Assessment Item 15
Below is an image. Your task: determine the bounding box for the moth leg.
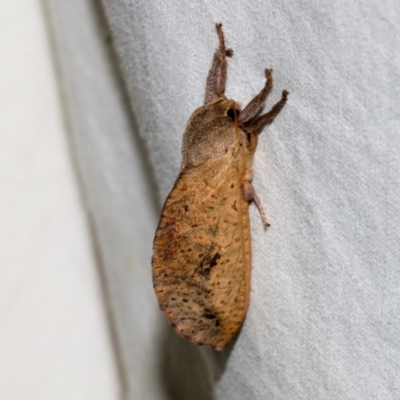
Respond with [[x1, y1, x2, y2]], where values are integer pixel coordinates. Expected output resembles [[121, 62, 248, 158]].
[[204, 23, 233, 104], [242, 169, 270, 229], [245, 90, 289, 133], [238, 69, 273, 124]]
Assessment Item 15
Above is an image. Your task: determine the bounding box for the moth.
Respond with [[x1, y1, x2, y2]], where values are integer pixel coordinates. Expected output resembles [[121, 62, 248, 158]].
[[152, 23, 288, 350]]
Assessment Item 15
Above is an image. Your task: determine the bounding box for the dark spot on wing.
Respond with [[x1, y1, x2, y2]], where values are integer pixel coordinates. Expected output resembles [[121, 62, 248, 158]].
[[210, 253, 220, 268], [197, 252, 221, 278], [203, 307, 222, 328]]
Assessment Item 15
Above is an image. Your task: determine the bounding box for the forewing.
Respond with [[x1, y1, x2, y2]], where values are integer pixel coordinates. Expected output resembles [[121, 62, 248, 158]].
[[152, 155, 251, 350]]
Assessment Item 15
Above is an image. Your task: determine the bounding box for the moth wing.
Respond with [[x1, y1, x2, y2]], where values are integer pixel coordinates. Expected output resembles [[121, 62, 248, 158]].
[[152, 155, 251, 350]]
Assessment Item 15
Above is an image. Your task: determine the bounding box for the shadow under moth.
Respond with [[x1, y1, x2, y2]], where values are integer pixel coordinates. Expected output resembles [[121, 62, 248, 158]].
[[152, 23, 288, 350]]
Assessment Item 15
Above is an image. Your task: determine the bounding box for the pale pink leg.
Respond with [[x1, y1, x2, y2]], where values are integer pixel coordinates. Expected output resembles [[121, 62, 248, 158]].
[[242, 169, 270, 229]]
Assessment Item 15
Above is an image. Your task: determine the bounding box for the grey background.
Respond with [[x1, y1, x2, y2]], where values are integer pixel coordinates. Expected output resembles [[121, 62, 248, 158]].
[[46, 0, 400, 399]]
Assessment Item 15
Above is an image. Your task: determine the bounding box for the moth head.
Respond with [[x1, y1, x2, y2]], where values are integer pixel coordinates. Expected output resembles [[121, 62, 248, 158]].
[[219, 99, 258, 153], [181, 98, 241, 167], [201, 97, 240, 125]]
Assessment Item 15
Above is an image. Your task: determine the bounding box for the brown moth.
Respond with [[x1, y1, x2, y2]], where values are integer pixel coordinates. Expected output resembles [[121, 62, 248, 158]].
[[152, 23, 288, 350]]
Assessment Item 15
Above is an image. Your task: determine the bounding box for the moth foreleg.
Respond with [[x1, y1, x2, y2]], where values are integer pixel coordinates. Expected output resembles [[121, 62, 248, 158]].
[[245, 90, 289, 134], [204, 23, 233, 104], [238, 68, 273, 124]]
